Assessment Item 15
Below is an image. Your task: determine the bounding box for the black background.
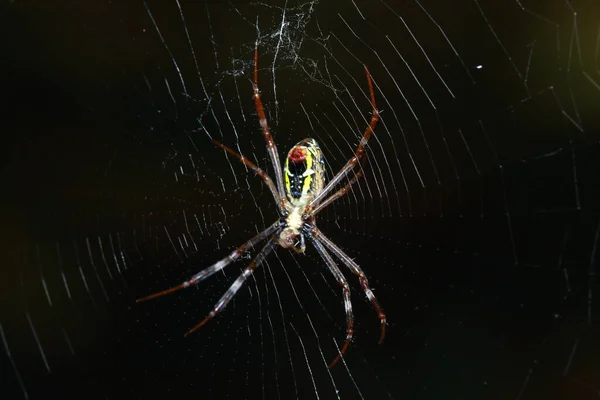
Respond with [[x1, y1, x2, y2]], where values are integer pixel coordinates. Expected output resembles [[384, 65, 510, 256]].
[[1, 0, 599, 399]]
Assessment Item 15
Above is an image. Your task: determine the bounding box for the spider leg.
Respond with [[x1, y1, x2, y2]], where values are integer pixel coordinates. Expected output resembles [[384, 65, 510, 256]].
[[136, 221, 281, 303], [253, 42, 286, 199], [310, 152, 368, 216], [309, 168, 363, 217], [309, 66, 379, 208], [213, 140, 286, 212], [312, 227, 386, 344], [185, 237, 277, 336], [310, 237, 354, 368]]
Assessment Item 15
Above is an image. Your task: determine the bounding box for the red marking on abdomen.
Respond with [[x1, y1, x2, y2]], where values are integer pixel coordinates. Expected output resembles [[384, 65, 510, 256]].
[[289, 147, 307, 163]]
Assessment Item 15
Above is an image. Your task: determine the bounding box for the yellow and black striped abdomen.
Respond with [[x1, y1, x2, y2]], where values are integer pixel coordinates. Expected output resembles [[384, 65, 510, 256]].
[[284, 139, 325, 206]]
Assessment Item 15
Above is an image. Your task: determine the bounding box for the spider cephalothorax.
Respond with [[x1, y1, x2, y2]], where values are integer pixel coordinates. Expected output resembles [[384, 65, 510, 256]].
[[138, 42, 385, 368]]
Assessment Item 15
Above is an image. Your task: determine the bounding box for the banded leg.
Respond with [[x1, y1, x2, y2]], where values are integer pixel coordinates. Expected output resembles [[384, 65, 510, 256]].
[[309, 66, 379, 207], [136, 221, 280, 303], [213, 140, 286, 213], [311, 237, 354, 368], [313, 228, 386, 344], [185, 238, 277, 336], [253, 42, 286, 199], [309, 168, 363, 217]]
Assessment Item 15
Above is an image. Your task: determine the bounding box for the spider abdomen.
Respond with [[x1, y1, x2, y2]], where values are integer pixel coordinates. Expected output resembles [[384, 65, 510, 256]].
[[284, 138, 325, 206]]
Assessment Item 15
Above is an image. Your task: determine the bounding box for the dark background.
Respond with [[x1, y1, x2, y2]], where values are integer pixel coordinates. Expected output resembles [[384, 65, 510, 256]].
[[1, 0, 599, 399]]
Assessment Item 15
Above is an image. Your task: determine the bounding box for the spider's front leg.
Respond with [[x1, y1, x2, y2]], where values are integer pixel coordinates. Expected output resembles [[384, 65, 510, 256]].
[[306, 224, 386, 367], [185, 238, 277, 336], [314, 228, 386, 345], [136, 221, 280, 303], [310, 234, 355, 368]]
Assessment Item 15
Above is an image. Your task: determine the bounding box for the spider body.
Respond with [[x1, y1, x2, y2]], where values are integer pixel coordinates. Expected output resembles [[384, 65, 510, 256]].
[[138, 43, 385, 368], [279, 138, 324, 253], [284, 138, 325, 206]]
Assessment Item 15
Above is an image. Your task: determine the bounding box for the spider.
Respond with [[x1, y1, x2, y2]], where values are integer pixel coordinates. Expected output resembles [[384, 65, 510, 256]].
[[137, 42, 386, 368]]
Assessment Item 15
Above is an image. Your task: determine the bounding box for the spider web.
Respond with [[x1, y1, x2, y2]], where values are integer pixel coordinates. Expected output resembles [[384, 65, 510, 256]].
[[1, 0, 600, 398]]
